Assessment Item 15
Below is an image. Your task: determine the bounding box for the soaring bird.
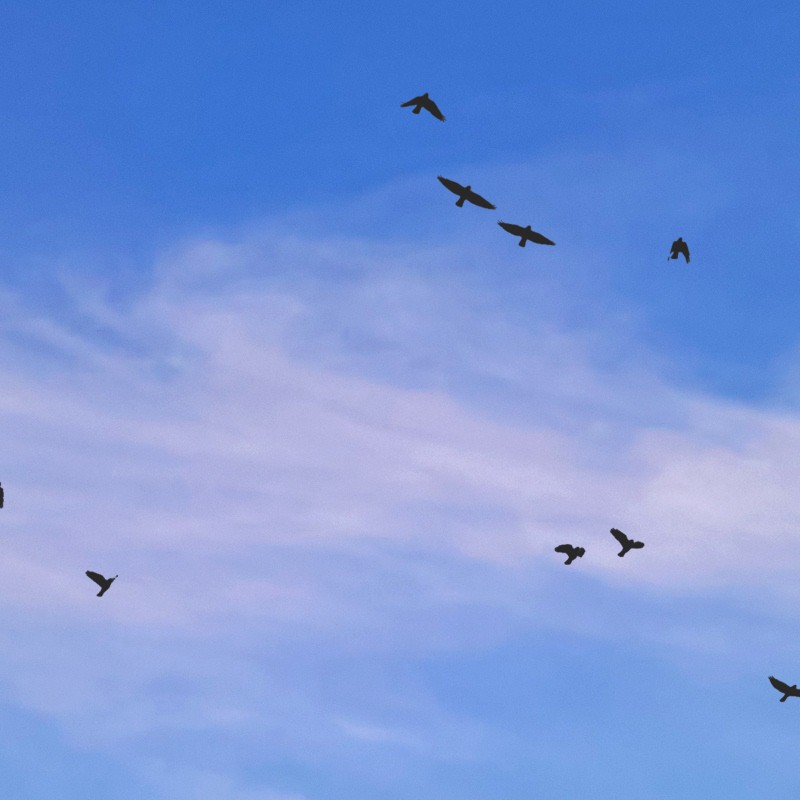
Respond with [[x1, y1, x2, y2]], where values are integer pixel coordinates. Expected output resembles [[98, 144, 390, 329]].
[[769, 676, 800, 702], [610, 528, 645, 557], [86, 571, 117, 597], [669, 237, 690, 263], [554, 544, 585, 565], [437, 176, 496, 209], [498, 221, 555, 248], [400, 92, 445, 121]]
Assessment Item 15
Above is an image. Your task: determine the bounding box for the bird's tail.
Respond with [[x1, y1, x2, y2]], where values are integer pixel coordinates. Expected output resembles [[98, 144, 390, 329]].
[[412, 106, 421, 114], [518, 238, 526, 248], [781, 695, 789, 702], [456, 197, 466, 207]]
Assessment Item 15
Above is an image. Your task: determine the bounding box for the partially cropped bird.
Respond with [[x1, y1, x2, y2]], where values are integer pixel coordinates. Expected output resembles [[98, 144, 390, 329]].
[[498, 221, 555, 248], [400, 92, 445, 121], [86, 571, 117, 597], [554, 544, 585, 565], [610, 528, 645, 557], [769, 676, 800, 702], [669, 237, 690, 263], [437, 176, 496, 209]]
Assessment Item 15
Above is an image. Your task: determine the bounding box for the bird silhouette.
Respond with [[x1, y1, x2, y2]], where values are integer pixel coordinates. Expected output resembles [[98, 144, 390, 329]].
[[0, 482, 4, 508], [86, 571, 117, 597], [769, 676, 800, 702], [400, 92, 445, 121], [498, 221, 555, 248], [554, 544, 585, 565], [610, 528, 645, 557], [669, 237, 690, 263], [437, 176, 496, 209]]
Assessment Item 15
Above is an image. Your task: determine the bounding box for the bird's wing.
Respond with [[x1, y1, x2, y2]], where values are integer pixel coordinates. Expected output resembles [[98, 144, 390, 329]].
[[554, 544, 574, 554], [770, 676, 792, 694], [527, 230, 556, 246], [680, 241, 690, 259], [400, 95, 423, 107], [85, 570, 106, 587], [423, 97, 445, 120], [466, 189, 496, 209], [498, 221, 526, 236], [437, 176, 464, 196], [610, 528, 629, 546]]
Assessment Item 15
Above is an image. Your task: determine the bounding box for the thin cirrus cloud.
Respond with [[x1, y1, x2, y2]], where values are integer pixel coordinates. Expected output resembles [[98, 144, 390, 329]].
[[1, 206, 800, 793]]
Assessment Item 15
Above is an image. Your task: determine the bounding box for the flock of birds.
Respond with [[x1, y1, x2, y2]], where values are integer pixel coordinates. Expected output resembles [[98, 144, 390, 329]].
[[401, 92, 691, 261], [0, 92, 782, 706], [404, 90, 794, 704]]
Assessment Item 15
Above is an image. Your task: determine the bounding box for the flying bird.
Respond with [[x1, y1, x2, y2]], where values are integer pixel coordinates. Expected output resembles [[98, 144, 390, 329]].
[[554, 544, 585, 565], [498, 221, 555, 248], [769, 676, 800, 702], [669, 237, 690, 263], [86, 571, 117, 597], [400, 92, 445, 121], [610, 528, 645, 557], [437, 176, 496, 209]]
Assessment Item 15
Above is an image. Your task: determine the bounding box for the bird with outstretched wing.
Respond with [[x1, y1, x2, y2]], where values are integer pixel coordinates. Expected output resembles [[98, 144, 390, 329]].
[[400, 92, 445, 121], [437, 176, 496, 209], [610, 528, 645, 557], [769, 676, 800, 702], [498, 221, 555, 248], [554, 544, 585, 565], [86, 570, 118, 597]]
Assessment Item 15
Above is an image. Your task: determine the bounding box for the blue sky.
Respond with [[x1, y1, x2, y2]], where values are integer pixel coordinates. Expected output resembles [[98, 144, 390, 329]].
[[2, 2, 800, 798]]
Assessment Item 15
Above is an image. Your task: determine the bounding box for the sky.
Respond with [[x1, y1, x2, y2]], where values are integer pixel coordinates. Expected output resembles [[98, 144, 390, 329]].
[[2, 1, 800, 797]]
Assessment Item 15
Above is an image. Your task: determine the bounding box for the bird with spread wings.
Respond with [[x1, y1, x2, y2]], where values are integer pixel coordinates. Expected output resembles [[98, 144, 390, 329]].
[[437, 176, 496, 209], [86, 571, 118, 597], [610, 528, 645, 557], [498, 221, 555, 248], [400, 92, 445, 121], [554, 544, 585, 565], [769, 676, 800, 702]]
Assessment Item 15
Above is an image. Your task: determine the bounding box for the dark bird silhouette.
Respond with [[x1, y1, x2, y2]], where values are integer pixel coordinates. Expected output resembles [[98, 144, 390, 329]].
[[669, 237, 690, 263], [437, 176, 496, 209], [769, 676, 800, 702], [610, 528, 645, 557], [86, 571, 117, 597], [400, 92, 445, 121], [554, 544, 585, 565], [498, 221, 555, 248], [0, 482, 4, 508]]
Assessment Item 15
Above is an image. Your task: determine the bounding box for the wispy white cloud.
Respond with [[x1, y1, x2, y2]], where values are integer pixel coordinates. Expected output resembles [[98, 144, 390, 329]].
[[1, 196, 800, 792]]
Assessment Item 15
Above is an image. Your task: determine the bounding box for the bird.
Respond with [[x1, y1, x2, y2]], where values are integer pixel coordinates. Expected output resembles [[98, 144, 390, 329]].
[[86, 571, 117, 597], [554, 544, 585, 565], [769, 676, 800, 702], [610, 528, 645, 557], [498, 221, 555, 248], [400, 92, 445, 121], [437, 176, 496, 209], [669, 237, 690, 263]]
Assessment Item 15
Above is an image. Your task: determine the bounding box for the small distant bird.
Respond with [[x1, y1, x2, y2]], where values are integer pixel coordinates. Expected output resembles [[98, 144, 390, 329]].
[[85, 571, 117, 597], [554, 544, 585, 565], [437, 176, 496, 209], [610, 528, 645, 557], [498, 221, 555, 248], [400, 92, 445, 121], [0, 481, 4, 508], [769, 676, 800, 702], [669, 237, 690, 263]]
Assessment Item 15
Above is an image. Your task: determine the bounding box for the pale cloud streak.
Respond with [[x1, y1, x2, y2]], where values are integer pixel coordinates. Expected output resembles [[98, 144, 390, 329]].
[[0, 213, 799, 792]]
